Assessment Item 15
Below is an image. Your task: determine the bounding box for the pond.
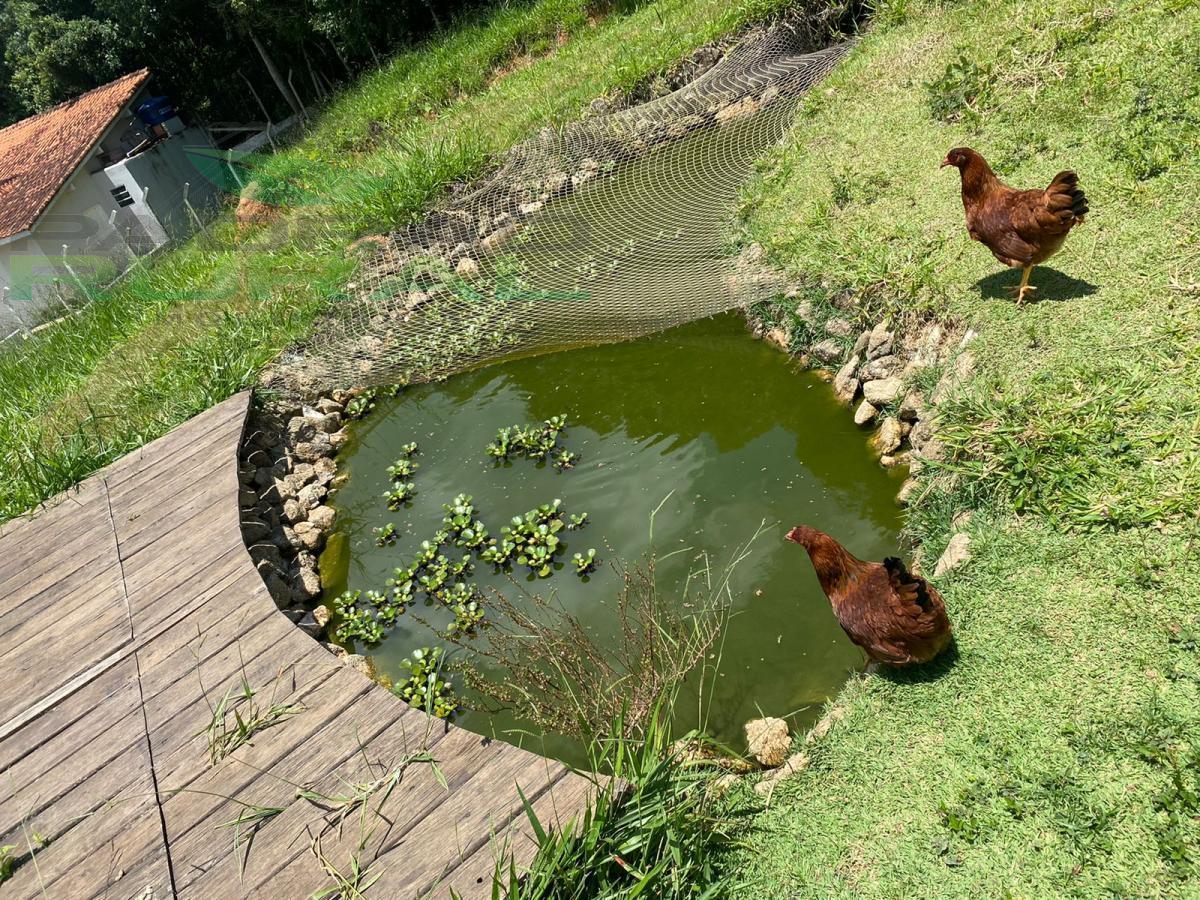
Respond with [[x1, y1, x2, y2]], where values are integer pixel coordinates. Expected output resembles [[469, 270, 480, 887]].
[[322, 311, 904, 763]]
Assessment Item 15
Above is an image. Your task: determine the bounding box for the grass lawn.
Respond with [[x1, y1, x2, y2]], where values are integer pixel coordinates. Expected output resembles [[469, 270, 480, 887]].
[[0, 0, 799, 523], [725, 0, 1200, 895]]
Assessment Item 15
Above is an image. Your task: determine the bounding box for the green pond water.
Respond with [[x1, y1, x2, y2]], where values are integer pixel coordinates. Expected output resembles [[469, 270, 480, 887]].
[[324, 312, 904, 761]]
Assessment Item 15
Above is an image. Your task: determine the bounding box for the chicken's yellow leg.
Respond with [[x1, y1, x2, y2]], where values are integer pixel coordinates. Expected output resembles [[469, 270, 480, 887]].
[[1011, 265, 1036, 304]]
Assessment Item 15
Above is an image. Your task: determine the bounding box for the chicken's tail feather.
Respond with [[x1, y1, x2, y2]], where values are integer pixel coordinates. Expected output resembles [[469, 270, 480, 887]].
[[1047, 170, 1089, 223]]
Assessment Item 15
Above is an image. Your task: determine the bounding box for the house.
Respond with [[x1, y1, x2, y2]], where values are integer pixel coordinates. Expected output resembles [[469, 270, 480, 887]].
[[0, 69, 224, 334]]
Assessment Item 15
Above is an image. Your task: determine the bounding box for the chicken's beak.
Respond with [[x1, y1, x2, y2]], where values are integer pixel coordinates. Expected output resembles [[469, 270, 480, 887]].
[[785, 526, 804, 544], [939, 156, 952, 169]]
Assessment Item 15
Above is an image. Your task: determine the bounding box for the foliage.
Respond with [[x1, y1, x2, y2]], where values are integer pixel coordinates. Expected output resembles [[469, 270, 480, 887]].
[[391, 646, 459, 718], [457, 548, 738, 741], [571, 548, 599, 575], [486, 414, 576, 469], [491, 704, 740, 897], [0, 0, 469, 127], [373, 522, 398, 545], [197, 665, 304, 765], [924, 53, 994, 127]]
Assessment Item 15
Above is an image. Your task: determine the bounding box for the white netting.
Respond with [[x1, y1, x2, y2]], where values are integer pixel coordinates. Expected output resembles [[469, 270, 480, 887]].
[[276, 25, 849, 392]]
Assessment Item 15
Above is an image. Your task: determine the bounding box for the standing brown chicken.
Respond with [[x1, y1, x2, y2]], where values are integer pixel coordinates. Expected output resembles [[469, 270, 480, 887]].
[[786, 525, 952, 666], [942, 147, 1089, 303]]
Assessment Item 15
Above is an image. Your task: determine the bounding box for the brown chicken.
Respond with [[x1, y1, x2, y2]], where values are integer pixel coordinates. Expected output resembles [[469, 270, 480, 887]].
[[786, 525, 952, 666], [942, 147, 1089, 303]]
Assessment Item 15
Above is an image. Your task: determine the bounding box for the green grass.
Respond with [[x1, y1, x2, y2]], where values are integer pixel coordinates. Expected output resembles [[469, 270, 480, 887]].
[[0, 0, 799, 523], [727, 0, 1200, 895]]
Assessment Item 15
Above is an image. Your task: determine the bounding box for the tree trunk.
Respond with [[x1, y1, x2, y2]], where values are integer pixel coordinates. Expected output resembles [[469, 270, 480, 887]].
[[249, 28, 304, 120]]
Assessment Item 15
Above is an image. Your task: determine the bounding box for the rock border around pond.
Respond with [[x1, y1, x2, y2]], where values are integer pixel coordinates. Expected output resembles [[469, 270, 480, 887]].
[[749, 289, 977, 578], [237, 390, 360, 650]]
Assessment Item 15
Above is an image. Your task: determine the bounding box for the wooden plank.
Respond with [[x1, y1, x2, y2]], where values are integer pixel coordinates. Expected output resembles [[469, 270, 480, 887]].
[[0, 661, 134, 771], [0, 668, 142, 843], [101, 392, 249, 491], [0, 476, 108, 565], [430, 769, 596, 899], [0, 560, 126, 669], [355, 744, 571, 897], [124, 545, 259, 642], [186, 707, 468, 898], [112, 462, 241, 561], [0, 787, 171, 900], [0, 480, 113, 618]]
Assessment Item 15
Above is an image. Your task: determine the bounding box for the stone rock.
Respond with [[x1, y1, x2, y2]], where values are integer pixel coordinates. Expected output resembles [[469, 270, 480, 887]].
[[296, 564, 324, 600], [261, 571, 294, 608], [908, 418, 934, 451], [795, 300, 818, 325], [281, 607, 304, 624], [825, 317, 853, 339], [312, 412, 341, 434], [873, 417, 904, 455], [455, 257, 480, 277], [862, 377, 903, 406], [880, 450, 909, 469], [708, 772, 741, 800], [873, 417, 902, 453], [316, 397, 344, 415], [287, 417, 317, 444], [297, 607, 327, 639], [308, 505, 337, 530], [899, 391, 925, 422], [852, 330, 871, 357], [810, 339, 844, 365], [293, 433, 333, 462], [253, 466, 275, 489], [282, 496, 305, 522], [321, 641, 347, 660], [716, 96, 760, 124], [518, 200, 544, 215], [241, 518, 270, 542], [280, 525, 302, 551], [764, 326, 790, 351], [251, 543, 285, 572], [896, 478, 918, 506], [854, 399, 878, 426], [860, 354, 903, 381], [296, 483, 326, 511], [238, 488, 258, 508], [342, 654, 374, 678], [744, 717, 790, 768], [312, 604, 332, 629], [833, 354, 861, 404], [292, 521, 325, 552], [481, 223, 521, 252], [933, 533, 971, 577], [867, 323, 894, 359]]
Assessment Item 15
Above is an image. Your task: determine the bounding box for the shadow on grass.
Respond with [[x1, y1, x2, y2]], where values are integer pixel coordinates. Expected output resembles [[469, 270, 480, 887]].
[[975, 267, 1098, 302], [875, 637, 961, 685]]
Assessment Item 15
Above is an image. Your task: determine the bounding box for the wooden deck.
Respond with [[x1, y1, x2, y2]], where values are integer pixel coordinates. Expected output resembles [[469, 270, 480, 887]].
[[0, 392, 594, 898]]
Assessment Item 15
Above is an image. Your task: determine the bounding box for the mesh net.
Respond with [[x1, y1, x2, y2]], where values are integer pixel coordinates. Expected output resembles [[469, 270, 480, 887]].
[[276, 26, 849, 392]]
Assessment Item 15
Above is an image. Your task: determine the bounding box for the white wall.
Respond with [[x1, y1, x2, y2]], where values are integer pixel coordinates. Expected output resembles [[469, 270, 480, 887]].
[[0, 127, 224, 335]]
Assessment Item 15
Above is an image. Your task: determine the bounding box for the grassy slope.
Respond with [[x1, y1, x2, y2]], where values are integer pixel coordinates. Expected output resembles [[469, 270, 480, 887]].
[[0, 0, 794, 522], [728, 0, 1200, 895]]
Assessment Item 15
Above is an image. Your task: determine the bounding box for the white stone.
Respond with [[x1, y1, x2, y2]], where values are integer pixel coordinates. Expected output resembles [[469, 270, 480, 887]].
[[933, 532, 972, 577], [744, 717, 790, 768]]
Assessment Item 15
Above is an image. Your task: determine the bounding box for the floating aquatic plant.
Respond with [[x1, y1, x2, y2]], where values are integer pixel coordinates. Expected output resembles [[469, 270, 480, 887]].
[[572, 549, 599, 576], [485, 415, 575, 467], [373, 523, 398, 546], [392, 647, 458, 719], [383, 482, 416, 509], [386, 458, 419, 480], [332, 590, 385, 644]]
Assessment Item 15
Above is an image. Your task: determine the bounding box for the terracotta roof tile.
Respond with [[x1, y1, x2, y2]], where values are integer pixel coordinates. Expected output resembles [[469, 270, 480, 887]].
[[0, 69, 151, 241]]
